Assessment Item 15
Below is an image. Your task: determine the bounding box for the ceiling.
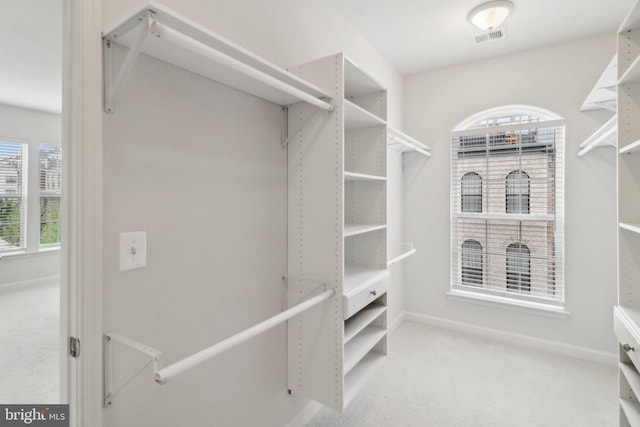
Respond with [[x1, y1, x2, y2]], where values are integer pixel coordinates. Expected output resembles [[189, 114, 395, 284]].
[[325, 0, 634, 75], [0, 0, 634, 113], [0, 0, 62, 113]]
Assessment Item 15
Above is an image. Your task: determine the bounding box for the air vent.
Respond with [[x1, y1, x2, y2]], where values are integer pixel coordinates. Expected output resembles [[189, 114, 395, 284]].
[[472, 27, 506, 45]]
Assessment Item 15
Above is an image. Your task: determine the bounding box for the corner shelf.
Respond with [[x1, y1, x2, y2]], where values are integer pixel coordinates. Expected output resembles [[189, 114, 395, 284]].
[[581, 56, 617, 112], [102, 1, 332, 113]]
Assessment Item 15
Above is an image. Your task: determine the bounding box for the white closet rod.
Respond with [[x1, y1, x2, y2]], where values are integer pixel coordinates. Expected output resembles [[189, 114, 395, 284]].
[[389, 135, 430, 156], [154, 288, 335, 384]]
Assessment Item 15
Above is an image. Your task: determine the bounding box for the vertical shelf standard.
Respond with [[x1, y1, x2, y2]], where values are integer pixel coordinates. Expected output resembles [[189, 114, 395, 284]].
[[287, 53, 389, 411], [615, 2, 640, 425]]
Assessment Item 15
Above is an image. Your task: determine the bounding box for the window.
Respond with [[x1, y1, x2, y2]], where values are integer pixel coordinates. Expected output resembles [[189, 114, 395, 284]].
[[506, 243, 531, 292], [461, 172, 482, 213], [506, 170, 530, 214], [451, 105, 564, 306], [40, 145, 62, 246], [461, 240, 483, 286], [0, 141, 27, 252], [0, 140, 61, 255]]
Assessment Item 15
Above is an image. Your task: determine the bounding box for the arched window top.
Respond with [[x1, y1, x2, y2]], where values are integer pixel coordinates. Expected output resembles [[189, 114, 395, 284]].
[[463, 239, 483, 250], [506, 170, 529, 181], [453, 105, 563, 131], [507, 242, 530, 254]]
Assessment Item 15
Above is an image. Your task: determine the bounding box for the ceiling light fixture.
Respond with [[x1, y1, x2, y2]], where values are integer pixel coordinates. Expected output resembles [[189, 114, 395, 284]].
[[468, 0, 513, 32]]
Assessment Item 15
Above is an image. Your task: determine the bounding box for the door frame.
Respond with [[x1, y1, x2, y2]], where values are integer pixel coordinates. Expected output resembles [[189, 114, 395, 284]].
[[62, 0, 103, 425]]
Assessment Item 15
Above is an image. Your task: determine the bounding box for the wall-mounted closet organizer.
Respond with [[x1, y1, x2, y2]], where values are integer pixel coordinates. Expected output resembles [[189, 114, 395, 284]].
[[102, 1, 332, 113], [386, 126, 430, 266], [102, 1, 427, 414], [578, 55, 617, 156], [614, 1, 640, 425], [286, 53, 390, 411], [101, 1, 342, 408]]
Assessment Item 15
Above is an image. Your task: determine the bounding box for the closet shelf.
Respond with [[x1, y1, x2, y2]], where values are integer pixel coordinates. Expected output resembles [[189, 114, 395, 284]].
[[344, 224, 386, 237], [621, 398, 640, 425], [344, 171, 387, 181], [344, 305, 386, 344], [580, 56, 617, 112], [387, 126, 431, 156], [102, 1, 332, 113], [619, 54, 640, 85], [620, 139, 640, 154], [344, 351, 386, 407], [621, 223, 640, 235], [578, 115, 617, 156], [620, 3, 640, 33], [344, 57, 385, 97], [344, 100, 386, 129], [621, 362, 640, 400], [343, 327, 386, 375]]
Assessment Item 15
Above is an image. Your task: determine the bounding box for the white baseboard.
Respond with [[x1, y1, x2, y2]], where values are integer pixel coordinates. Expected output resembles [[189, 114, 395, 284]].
[[404, 311, 617, 367], [388, 312, 406, 338], [285, 401, 323, 427], [0, 275, 59, 292]]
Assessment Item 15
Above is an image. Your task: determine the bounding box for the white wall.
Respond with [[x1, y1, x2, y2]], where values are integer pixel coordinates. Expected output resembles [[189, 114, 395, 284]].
[[0, 104, 60, 288], [101, 1, 403, 426], [403, 33, 618, 358]]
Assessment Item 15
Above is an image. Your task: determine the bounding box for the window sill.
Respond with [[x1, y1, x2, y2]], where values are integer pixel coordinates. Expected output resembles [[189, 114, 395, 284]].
[[446, 289, 570, 318], [0, 247, 60, 261]]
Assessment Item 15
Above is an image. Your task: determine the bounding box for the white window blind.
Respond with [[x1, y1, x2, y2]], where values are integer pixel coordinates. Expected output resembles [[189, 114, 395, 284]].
[[40, 145, 62, 246], [0, 141, 27, 252], [451, 114, 565, 305]]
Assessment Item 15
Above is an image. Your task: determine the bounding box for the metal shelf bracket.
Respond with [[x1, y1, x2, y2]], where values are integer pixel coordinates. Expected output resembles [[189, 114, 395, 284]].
[[104, 11, 156, 113], [104, 332, 163, 407]]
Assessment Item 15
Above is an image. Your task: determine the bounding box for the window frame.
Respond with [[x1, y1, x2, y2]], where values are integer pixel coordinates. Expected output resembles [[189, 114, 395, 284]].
[[0, 137, 61, 256], [450, 105, 565, 308]]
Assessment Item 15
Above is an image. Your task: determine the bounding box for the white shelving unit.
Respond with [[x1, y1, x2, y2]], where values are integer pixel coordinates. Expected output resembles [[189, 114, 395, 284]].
[[615, 2, 640, 425], [287, 53, 389, 411], [102, 1, 332, 113]]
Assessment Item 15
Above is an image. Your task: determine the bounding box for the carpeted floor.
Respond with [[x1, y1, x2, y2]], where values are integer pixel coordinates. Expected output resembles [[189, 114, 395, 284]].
[[308, 321, 617, 427], [0, 281, 60, 403]]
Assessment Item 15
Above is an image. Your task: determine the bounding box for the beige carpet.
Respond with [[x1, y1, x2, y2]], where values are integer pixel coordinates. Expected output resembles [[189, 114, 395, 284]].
[[308, 321, 617, 427], [0, 281, 60, 403]]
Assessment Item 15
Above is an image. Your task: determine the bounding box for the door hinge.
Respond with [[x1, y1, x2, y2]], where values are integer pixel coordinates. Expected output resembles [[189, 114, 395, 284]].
[[70, 336, 81, 358]]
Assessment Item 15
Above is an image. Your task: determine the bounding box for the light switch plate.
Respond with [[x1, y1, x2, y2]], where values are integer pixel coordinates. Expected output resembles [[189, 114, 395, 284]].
[[119, 231, 147, 271]]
